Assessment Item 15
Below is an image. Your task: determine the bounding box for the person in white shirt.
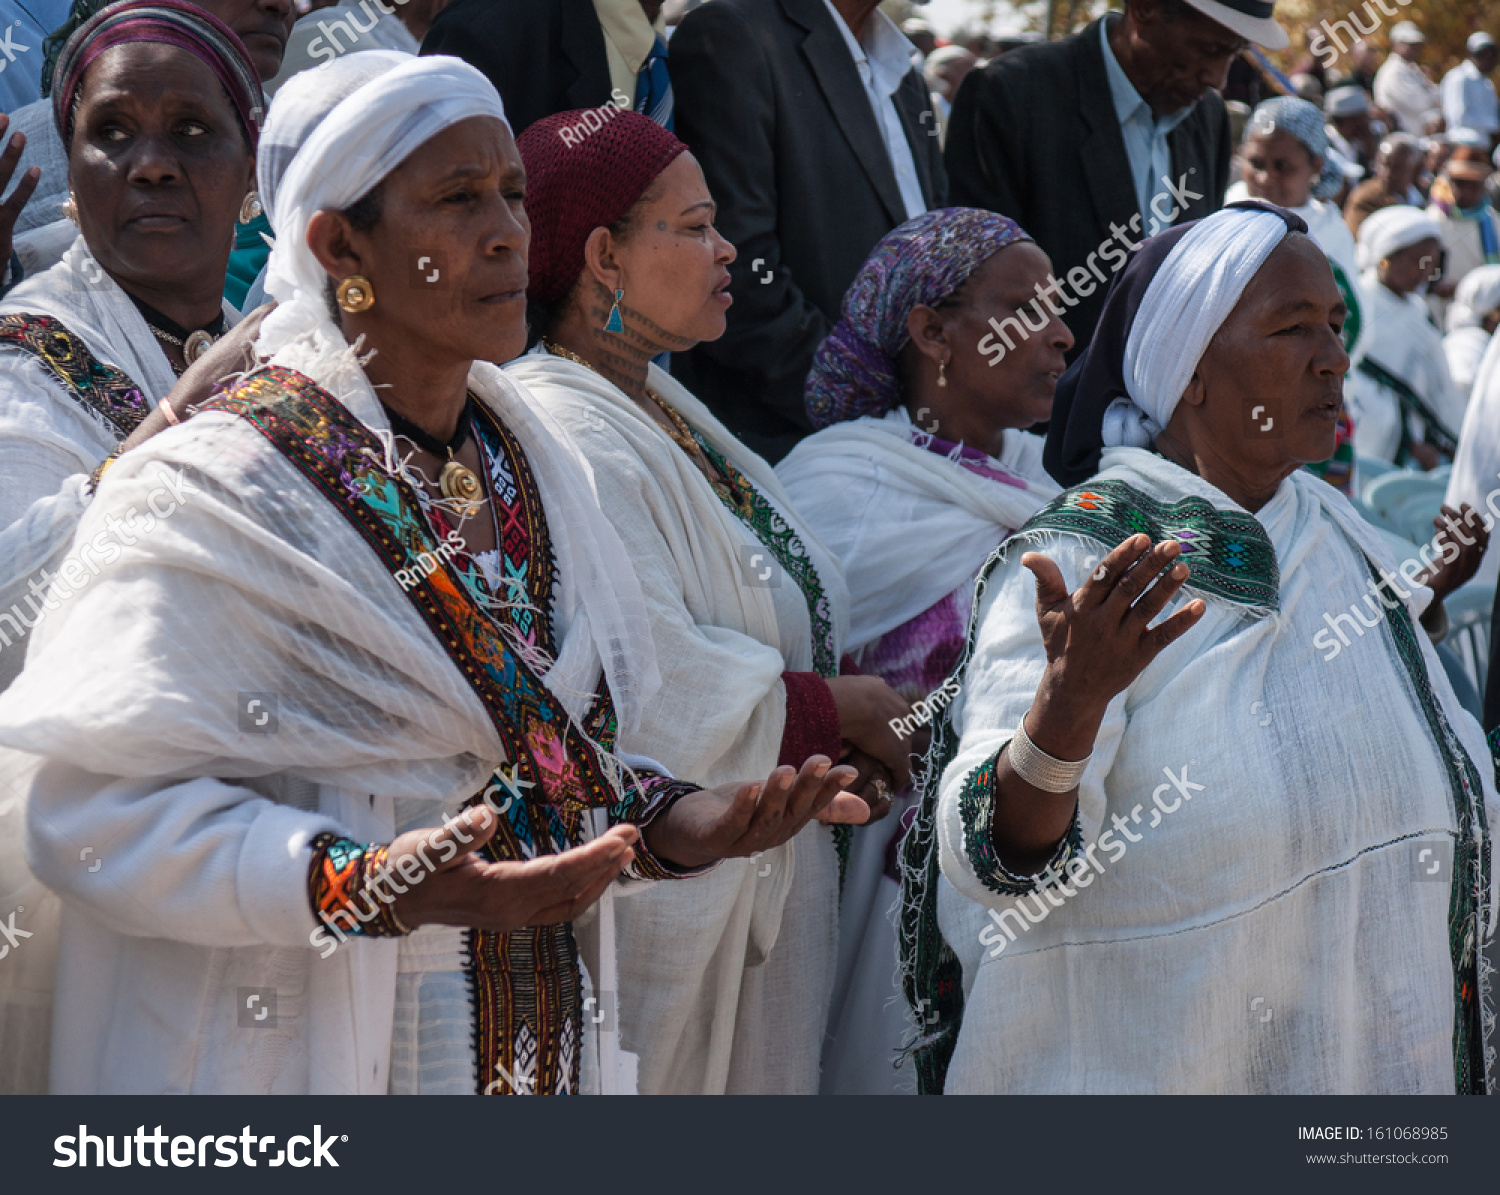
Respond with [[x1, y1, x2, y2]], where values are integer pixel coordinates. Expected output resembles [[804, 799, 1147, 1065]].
[[1442, 32, 1500, 150], [1374, 21, 1440, 135]]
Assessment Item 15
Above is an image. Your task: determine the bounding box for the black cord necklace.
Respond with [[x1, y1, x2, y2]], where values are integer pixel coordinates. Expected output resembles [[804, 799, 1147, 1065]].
[[380, 397, 485, 517], [127, 295, 226, 369]]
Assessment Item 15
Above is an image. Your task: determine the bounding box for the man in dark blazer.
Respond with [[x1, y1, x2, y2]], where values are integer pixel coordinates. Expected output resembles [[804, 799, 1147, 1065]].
[[669, 0, 946, 462], [947, 0, 1288, 356], [421, 0, 621, 136]]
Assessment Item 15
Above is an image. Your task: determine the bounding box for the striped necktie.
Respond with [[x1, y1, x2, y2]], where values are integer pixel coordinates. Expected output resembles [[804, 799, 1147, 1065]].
[[634, 33, 673, 130]]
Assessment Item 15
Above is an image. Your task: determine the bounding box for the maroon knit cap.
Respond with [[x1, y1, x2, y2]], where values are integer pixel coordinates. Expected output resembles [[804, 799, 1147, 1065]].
[[518, 108, 688, 307]]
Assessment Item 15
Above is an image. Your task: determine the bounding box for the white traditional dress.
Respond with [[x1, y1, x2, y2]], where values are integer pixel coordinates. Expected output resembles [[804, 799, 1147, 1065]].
[[777, 407, 1058, 1093], [1346, 272, 1466, 464], [0, 239, 238, 1094], [1447, 331, 1500, 589], [507, 347, 851, 1094], [0, 238, 238, 692], [912, 449, 1495, 1094], [0, 315, 697, 1094]]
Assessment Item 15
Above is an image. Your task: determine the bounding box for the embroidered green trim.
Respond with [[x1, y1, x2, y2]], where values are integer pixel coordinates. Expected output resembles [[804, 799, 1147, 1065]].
[[1016, 480, 1281, 611], [1378, 562, 1491, 1094], [957, 748, 1084, 899]]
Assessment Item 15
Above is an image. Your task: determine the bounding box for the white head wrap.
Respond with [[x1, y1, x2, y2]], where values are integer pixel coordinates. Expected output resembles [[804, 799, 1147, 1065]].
[[256, 52, 511, 354], [1104, 207, 1293, 448], [245, 52, 661, 733], [1356, 204, 1442, 272], [1447, 264, 1500, 331]]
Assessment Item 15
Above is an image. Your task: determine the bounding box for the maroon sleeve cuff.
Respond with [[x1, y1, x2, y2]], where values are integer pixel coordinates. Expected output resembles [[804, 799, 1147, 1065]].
[[779, 671, 842, 768]]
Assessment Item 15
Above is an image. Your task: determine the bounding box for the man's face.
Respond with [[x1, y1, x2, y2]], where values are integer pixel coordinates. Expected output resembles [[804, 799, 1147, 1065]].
[[1475, 46, 1499, 75], [1449, 175, 1487, 209], [198, 0, 294, 81], [1394, 40, 1424, 65], [1133, 1, 1248, 115]]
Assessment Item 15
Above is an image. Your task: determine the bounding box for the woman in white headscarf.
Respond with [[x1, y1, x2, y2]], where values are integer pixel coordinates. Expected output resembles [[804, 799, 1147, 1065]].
[[0, 0, 260, 694], [776, 208, 1069, 1094], [1443, 264, 1500, 402], [900, 202, 1494, 1095], [1346, 204, 1466, 467], [0, 50, 866, 1096], [505, 109, 906, 1095], [1444, 265, 1500, 590]]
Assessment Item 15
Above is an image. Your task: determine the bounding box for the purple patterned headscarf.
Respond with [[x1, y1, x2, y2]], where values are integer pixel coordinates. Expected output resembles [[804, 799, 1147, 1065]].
[[804, 208, 1033, 429]]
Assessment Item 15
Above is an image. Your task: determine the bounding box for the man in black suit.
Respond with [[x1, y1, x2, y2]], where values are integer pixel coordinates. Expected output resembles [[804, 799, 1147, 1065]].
[[669, 0, 946, 462], [423, 0, 665, 136], [947, 0, 1288, 356]]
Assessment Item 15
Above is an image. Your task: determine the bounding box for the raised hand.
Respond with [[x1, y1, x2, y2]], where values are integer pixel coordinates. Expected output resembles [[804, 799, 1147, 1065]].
[[642, 755, 865, 870], [0, 117, 40, 285], [1420, 503, 1488, 603], [1022, 534, 1206, 744], [989, 534, 1206, 871], [389, 804, 640, 931]]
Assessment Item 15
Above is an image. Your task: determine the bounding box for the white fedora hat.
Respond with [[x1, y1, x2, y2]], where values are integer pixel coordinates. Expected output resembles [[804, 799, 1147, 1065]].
[[1181, 0, 1288, 51]]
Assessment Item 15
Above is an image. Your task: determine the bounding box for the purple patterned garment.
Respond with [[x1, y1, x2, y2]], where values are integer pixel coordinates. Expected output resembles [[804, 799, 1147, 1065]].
[[858, 426, 1029, 704], [804, 208, 1033, 428]]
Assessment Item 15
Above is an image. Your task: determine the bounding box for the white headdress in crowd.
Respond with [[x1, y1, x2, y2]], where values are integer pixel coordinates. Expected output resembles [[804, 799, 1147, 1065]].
[[256, 52, 511, 355], [1103, 206, 1293, 449], [249, 52, 660, 731], [1356, 204, 1443, 274]]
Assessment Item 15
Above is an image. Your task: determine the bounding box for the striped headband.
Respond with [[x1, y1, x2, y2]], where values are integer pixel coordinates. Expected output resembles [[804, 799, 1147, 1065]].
[[52, 0, 263, 150]]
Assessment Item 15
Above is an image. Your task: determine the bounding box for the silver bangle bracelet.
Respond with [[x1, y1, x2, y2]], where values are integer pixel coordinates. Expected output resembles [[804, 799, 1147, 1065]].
[[1007, 715, 1090, 793]]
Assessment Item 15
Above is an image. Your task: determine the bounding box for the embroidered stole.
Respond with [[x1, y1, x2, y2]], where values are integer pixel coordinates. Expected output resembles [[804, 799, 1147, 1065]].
[[204, 366, 623, 1095], [0, 313, 154, 439]]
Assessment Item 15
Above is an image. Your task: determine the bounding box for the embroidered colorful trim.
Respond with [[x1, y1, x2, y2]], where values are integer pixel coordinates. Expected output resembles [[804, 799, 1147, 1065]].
[[0, 313, 154, 440], [1017, 480, 1281, 611], [202, 369, 620, 816], [684, 427, 839, 680], [957, 748, 1084, 899], [1378, 562, 1491, 1095], [203, 368, 706, 1097], [306, 831, 409, 939]]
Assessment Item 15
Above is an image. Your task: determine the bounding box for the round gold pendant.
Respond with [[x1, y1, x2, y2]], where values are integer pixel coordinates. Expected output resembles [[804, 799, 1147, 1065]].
[[439, 460, 485, 517], [184, 329, 215, 364]]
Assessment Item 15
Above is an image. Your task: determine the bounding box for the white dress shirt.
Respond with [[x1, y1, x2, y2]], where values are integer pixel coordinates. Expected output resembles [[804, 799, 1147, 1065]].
[[1374, 54, 1442, 134], [1100, 16, 1193, 230], [822, 0, 927, 221], [1441, 59, 1500, 138]]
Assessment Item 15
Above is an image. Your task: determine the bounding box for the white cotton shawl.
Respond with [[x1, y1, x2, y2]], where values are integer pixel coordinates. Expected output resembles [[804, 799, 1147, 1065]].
[[0, 237, 240, 691], [506, 347, 849, 1094], [1347, 272, 1466, 464], [0, 320, 656, 1092], [0, 235, 242, 1093], [776, 408, 1059, 652], [936, 448, 1495, 1093], [1105, 207, 1291, 449], [1447, 329, 1500, 589]]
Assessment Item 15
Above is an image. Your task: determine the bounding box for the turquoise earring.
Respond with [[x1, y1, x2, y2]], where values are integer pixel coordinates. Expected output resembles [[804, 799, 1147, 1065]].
[[604, 288, 624, 333]]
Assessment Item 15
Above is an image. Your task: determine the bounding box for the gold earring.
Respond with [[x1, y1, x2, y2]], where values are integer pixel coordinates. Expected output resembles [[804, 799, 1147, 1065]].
[[337, 275, 375, 313], [239, 191, 262, 225], [937, 357, 948, 388], [63, 193, 79, 224]]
